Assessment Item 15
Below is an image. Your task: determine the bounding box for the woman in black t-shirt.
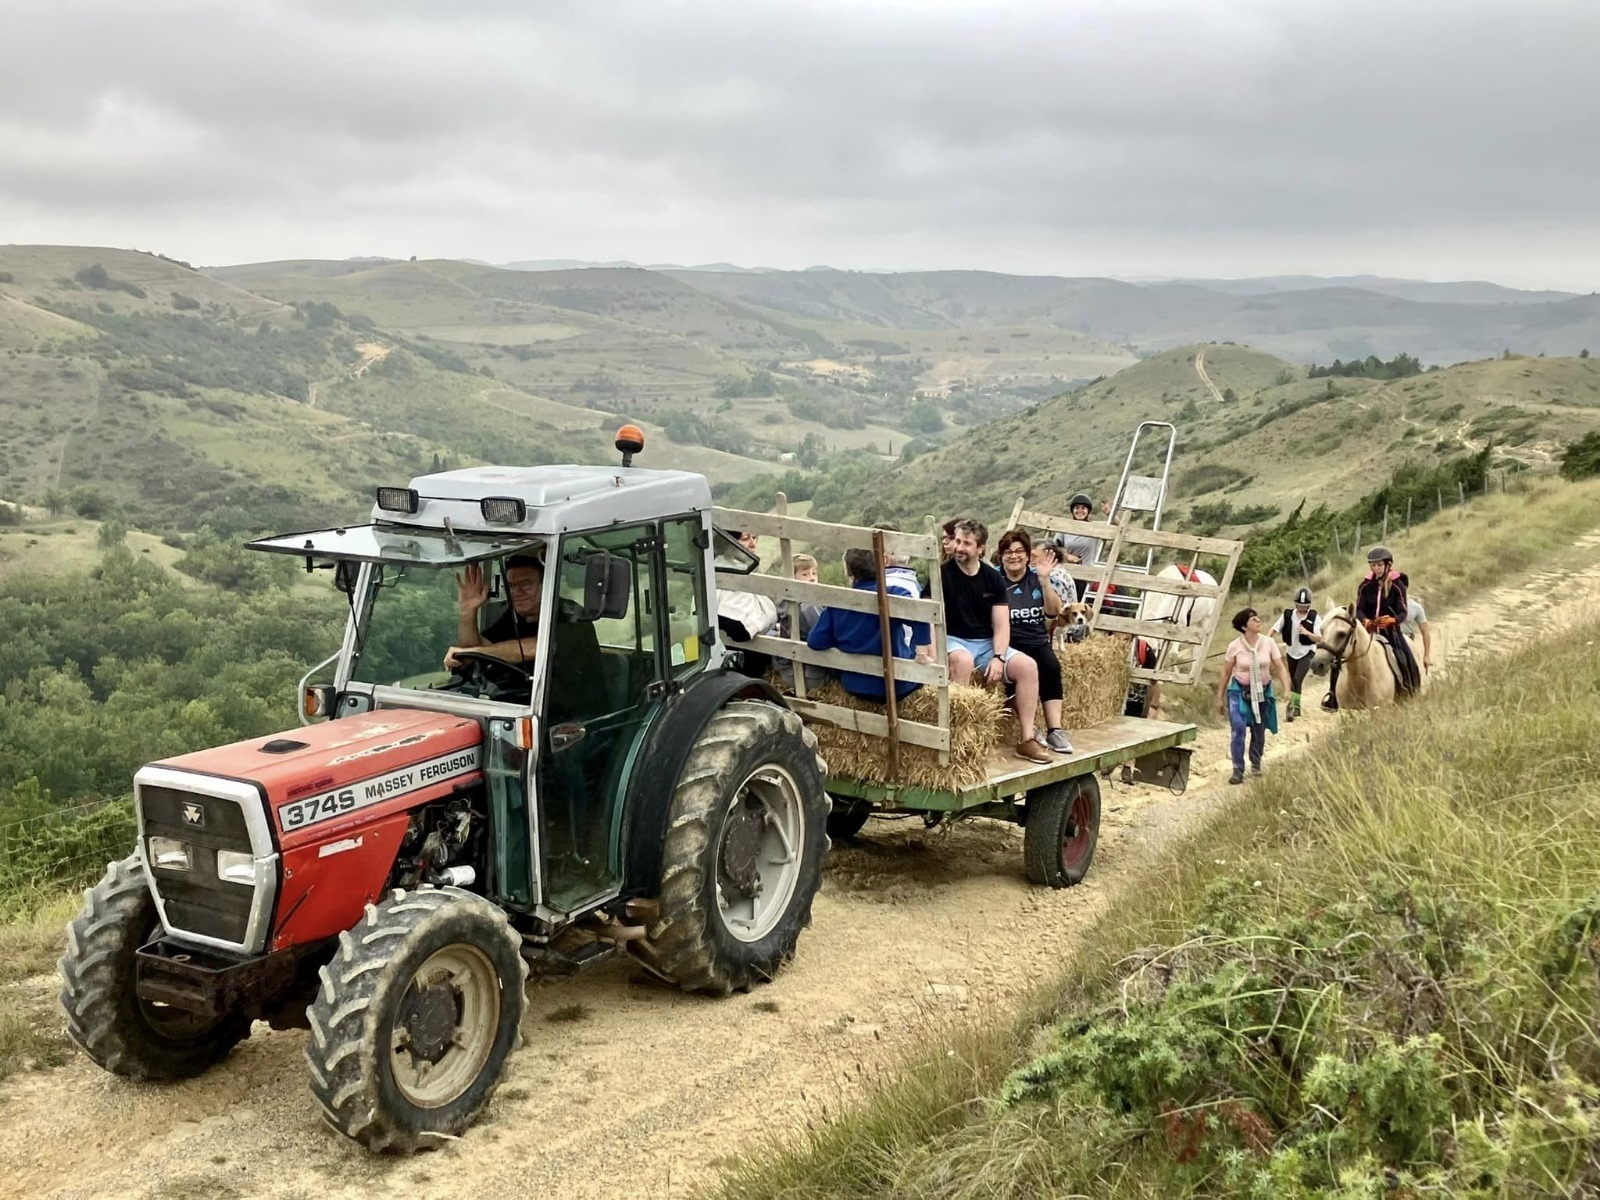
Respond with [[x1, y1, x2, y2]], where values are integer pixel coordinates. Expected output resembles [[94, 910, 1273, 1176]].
[[996, 529, 1071, 754]]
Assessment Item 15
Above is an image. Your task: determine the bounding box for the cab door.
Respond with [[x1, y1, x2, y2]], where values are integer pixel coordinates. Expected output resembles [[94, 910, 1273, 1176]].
[[535, 523, 667, 912]]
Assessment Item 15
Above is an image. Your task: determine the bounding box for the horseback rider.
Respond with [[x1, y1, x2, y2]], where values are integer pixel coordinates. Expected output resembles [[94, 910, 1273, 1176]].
[[1322, 545, 1422, 710]]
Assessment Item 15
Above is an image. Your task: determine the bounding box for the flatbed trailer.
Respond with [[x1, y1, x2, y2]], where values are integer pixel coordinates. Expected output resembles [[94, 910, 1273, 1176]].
[[714, 500, 1231, 888], [823, 715, 1194, 887]]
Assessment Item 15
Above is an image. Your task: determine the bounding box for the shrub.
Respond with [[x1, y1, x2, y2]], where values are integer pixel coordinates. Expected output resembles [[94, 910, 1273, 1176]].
[[170, 292, 200, 311], [1559, 431, 1600, 481]]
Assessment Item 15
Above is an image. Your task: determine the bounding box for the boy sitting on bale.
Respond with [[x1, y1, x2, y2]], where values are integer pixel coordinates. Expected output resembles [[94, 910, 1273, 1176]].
[[807, 548, 931, 701]]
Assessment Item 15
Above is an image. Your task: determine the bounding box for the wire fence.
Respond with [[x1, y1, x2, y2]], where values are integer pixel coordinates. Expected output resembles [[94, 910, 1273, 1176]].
[[0, 799, 134, 919]]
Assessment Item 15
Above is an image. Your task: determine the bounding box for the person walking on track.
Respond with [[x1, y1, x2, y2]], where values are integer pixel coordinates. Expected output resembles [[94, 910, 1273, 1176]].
[[1217, 607, 1291, 785], [1275, 586, 1322, 721]]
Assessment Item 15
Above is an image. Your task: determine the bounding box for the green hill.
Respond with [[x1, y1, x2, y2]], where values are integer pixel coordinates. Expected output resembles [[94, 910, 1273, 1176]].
[[817, 344, 1600, 533]]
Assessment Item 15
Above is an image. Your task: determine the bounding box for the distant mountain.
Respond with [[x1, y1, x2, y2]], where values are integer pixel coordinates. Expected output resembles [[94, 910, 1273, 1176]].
[[665, 268, 1600, 364], [1183, 275, 1578, 306]]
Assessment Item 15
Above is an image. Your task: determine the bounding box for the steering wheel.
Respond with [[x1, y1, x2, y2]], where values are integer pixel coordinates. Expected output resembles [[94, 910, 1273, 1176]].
[[447, 650, 533, 697]]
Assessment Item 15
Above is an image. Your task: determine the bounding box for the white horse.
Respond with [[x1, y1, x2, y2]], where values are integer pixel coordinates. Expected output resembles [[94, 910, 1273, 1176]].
[[1137, 563, 1221, 673]]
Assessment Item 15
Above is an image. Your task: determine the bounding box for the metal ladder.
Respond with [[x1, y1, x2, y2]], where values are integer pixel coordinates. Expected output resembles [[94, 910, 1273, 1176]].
[[1100, 421, 1177, 619]]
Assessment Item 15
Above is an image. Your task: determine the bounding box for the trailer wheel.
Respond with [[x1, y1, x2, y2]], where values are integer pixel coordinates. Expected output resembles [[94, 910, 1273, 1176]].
[[60, 855, 250, 1080], [651, 702, 828, 994], [1023, 776, 1101, 888], [825, 795, 872, 843], [305, 886, 526, 1153]]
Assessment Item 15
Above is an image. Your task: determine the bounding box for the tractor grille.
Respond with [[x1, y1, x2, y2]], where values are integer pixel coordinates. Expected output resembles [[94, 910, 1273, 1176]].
[[140, 784, 259, 946]]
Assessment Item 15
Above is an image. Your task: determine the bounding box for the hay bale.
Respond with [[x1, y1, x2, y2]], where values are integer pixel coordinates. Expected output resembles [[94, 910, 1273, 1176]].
[[1056, 634, 1132, 729], [802, 681, 1003, 791]]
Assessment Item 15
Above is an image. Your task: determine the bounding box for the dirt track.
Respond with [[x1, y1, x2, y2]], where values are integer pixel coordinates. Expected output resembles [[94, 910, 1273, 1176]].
[[5, 550, 1600, 1200]]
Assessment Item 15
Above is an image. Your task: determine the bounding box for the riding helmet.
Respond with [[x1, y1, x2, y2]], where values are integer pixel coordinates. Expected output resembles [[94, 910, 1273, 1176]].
[[1069, 492, 1093, 510], [1366, 545, 1394, 563], [1293, 586, 1312, 606]]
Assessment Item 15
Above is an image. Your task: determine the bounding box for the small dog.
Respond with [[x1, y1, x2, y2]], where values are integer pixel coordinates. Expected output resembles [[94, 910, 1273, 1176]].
[[1053, 602, 1093, 648]]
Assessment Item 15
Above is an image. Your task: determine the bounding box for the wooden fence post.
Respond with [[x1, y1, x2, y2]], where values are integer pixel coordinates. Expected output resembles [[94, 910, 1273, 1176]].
[[1381, 505, 1389, 540], [1354, 522, 1362, 553], [1332, 526, 1342, 556], [1406, 496, 1413, 532], [871, 529, 901, 783], [1436, 487, 1443, 515], [1299, 550, 1309, 580], [1458, 480, 1466, 506]]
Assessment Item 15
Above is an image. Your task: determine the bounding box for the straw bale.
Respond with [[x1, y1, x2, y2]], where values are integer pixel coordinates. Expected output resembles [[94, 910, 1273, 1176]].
[[1056, 633, 1132, 729], [802, 681, 1003, 791]]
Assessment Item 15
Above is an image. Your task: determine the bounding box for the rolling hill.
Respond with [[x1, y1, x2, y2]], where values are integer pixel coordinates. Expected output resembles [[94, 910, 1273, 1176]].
[[4, 245, 1597, 546], [663, 268, 1600, 364], [819, 344, 1600, 535]]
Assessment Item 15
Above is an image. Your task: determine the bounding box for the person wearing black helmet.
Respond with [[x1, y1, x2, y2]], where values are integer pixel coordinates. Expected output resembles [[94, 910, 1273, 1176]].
[[1324, 545, 1421, 709], [1055, 491, 1117, 600], [1274, 585, 1322, 721]]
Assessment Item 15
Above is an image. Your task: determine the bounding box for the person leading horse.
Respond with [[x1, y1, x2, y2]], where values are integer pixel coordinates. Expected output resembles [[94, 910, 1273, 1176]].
[[1323, 544, 1422, 711]]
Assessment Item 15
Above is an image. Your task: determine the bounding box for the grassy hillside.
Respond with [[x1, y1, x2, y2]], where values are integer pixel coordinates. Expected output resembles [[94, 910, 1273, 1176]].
[[669, 268, 1600, 364], [819, 345, 1600, 534], [712, 489, 1600, 1199]]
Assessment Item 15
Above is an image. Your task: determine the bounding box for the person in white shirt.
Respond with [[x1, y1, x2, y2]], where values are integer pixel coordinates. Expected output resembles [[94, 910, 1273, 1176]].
[[1400, 596, 1433, 673], [1273, 586, 1323, 721]]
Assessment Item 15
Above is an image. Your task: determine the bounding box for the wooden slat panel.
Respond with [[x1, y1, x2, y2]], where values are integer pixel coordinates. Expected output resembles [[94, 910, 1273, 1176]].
[[788, 698, 950, 752], [1015, 508, 1243, 559], [739, 635, 946, 685], [1094, 613, 1208, 645], [716, 571, 938, 622], [714, 508, 936, 560], [1129, 665, 1204, 685]]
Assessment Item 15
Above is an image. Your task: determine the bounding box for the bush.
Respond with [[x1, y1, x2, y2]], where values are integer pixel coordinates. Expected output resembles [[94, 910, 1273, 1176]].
[[1559, 431, 1600, 481], [72, 263, 146, 299]]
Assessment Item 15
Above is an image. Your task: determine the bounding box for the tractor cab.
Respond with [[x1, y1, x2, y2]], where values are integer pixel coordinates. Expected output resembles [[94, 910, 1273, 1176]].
[[247, 452, 756, 917]]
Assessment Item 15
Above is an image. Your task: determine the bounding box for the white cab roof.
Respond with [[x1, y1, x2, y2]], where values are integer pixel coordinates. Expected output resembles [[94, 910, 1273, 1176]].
[[373, 464, 713, 536]]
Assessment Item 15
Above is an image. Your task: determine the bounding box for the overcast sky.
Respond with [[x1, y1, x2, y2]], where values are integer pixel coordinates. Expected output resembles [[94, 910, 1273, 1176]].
[[3, 0, 1596, 290]]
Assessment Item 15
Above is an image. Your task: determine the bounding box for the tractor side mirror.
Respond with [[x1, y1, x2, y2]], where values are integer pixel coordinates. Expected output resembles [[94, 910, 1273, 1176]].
[[333, 560, 360, 595], [580, 551, 632, 621]]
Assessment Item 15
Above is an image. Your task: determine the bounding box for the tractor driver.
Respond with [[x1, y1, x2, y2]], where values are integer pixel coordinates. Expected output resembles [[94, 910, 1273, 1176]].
[[444, 551, 544, 670]]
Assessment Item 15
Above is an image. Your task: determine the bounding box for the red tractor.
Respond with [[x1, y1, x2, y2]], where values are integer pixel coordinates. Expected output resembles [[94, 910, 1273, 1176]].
[[60, 430, 829, 1151]]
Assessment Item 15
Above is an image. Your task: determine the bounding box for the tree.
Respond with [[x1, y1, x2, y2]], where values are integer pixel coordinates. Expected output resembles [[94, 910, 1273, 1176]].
[[1582, 349, 1591, 359], [1559, 431, 1600, 482]]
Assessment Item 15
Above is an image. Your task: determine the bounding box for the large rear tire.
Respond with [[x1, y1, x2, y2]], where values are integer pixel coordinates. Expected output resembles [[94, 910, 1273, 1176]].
[[1023, 776, 1101, 888], [651, 701, 828, 994], [59, 855, 250, 1080], [305, 886, 527, 1153]]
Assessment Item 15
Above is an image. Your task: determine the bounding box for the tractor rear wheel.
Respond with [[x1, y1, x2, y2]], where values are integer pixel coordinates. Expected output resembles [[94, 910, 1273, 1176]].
[[651, 701, 828, 994], [825, 795, 872, 843], [1023, 776, 1101, 888], [60, 855, 250, 1080], [305, 886, 526, 1153]]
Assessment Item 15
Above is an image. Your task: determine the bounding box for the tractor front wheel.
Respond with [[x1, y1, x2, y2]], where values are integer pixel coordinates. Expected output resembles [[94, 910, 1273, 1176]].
[[305, 886, 527, 1153], [1023, 776, 1101, 888], [60, 855, 250, 1080], [651, 701, 829, 994]]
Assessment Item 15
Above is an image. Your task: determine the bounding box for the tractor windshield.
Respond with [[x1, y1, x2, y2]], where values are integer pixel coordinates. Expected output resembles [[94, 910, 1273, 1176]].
[[346, 551, 548, 701]]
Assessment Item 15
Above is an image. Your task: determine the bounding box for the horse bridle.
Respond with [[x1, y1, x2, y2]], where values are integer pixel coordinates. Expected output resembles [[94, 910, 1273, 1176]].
[[1320, 609, 1372, 665]]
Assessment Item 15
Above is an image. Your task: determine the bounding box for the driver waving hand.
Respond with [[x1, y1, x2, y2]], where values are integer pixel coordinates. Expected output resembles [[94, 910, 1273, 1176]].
[[444, 552, 543, 670]]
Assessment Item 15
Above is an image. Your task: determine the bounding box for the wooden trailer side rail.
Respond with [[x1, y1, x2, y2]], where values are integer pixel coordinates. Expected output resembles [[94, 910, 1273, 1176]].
[[1007, 502, 1245, 685], [714, 505, 951, 767]]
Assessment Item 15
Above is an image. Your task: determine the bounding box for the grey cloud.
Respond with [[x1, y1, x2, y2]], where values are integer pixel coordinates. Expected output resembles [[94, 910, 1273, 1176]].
[[0, 0, 1596, 283]]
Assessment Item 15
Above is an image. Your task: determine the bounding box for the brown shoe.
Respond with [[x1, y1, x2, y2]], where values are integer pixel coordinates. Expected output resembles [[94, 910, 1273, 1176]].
[[1016, 738, 1052, 765]]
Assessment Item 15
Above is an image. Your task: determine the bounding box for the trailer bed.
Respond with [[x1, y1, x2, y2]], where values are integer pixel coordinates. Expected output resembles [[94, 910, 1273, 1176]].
[[825, 715, 1196, 812]]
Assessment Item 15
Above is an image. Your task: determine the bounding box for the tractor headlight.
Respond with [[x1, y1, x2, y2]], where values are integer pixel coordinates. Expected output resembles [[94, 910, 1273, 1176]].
[[215, 850, 256, 886], [149, 836, 192, 872], [479, 496, 527, 524], [375, 486, 420, 514]]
